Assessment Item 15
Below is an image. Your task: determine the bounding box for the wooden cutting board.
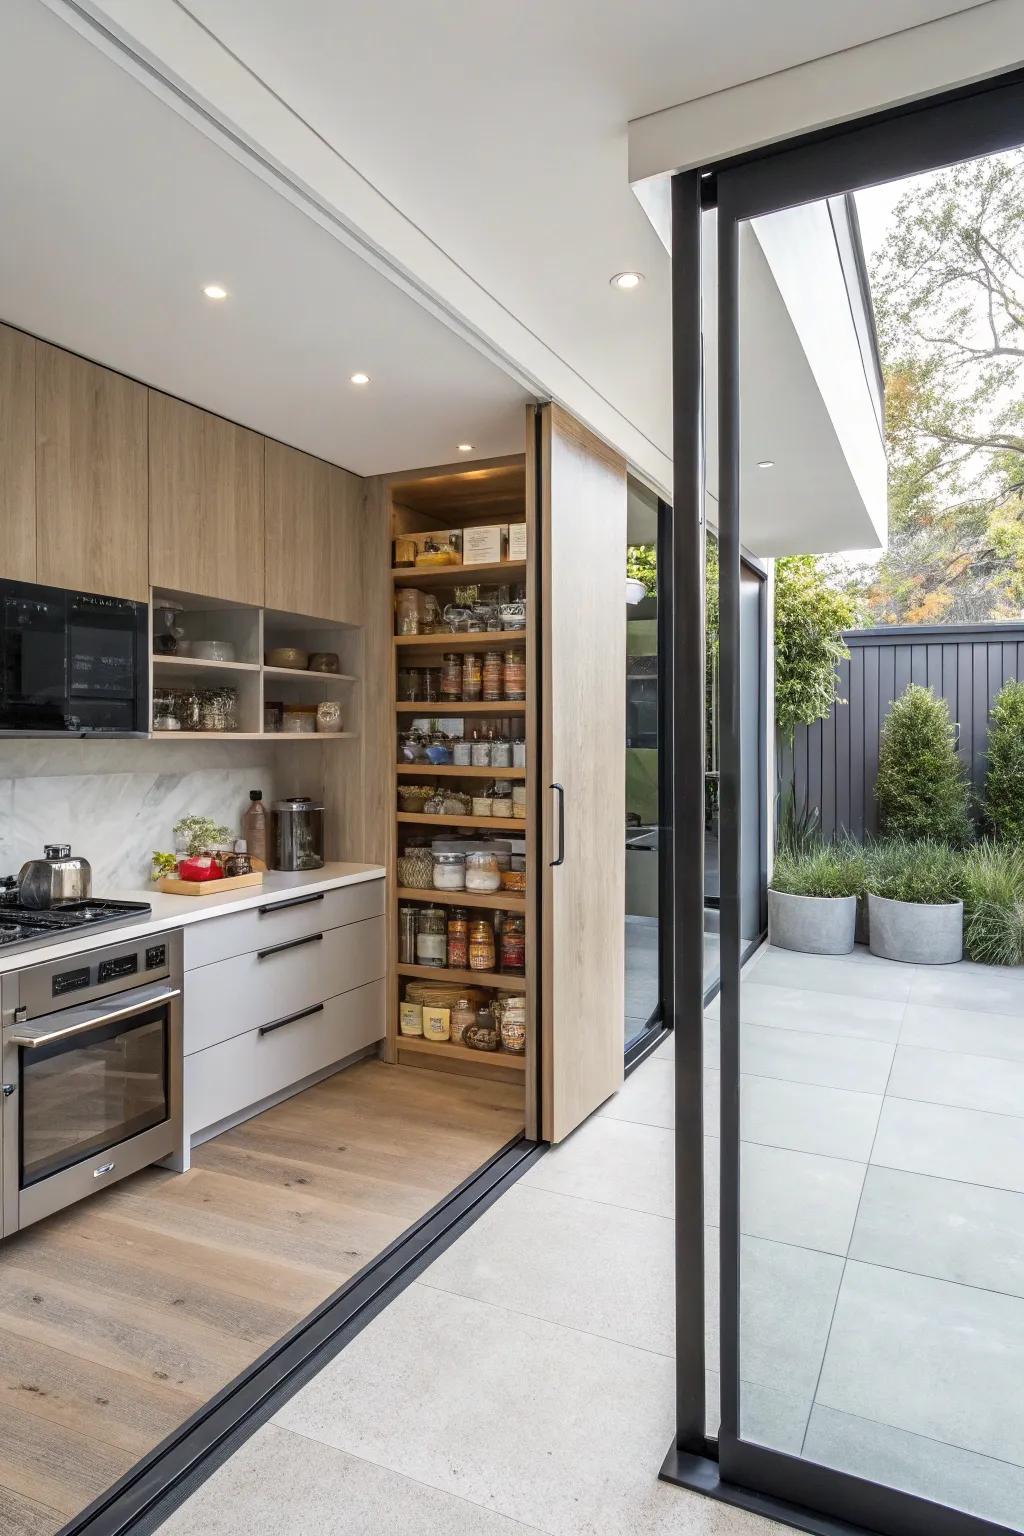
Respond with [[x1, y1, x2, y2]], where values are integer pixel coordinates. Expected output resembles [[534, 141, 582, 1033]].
[[157, 871, 264, 897]]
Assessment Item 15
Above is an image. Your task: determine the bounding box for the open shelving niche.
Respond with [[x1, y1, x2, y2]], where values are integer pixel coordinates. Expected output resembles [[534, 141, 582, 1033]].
[[384, 455, 535, 1098], [149, 590, 359, 741]]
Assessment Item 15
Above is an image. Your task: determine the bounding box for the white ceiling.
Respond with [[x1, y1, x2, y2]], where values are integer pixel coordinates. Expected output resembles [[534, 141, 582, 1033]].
[[72, 0, 980, 490], [0, 0, 531, 476]]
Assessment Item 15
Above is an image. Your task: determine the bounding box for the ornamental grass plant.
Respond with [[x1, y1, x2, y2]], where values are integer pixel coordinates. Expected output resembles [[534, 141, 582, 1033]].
[[961, 841, 1024, 966]]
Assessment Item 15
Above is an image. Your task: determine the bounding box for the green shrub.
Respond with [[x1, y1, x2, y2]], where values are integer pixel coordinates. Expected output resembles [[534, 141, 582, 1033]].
[[985, 680, 1024, 842], [961, 841, 1024, 965], [875, 684, 972, 845], [771, 842, 866, 899], [776, 784, 822, 860], [864, 837, 964, 906]]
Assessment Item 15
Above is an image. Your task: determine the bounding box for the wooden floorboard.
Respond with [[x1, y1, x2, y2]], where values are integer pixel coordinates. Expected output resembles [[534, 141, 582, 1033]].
[[0, 1057, 522, 1533]]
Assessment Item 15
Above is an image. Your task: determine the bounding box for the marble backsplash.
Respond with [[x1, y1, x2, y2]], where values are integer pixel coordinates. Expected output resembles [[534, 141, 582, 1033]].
[[0, 740, 283, 891]]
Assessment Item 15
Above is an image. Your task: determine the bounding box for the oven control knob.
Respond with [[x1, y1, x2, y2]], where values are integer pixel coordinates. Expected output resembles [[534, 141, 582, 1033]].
[[1, 1084, 14, 1098]]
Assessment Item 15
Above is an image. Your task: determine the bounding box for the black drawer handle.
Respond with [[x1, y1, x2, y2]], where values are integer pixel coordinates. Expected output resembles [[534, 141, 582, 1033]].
[[259, 1003, 325, 1037], [258, 892, 326, 915], [257, 932, 324, 960]]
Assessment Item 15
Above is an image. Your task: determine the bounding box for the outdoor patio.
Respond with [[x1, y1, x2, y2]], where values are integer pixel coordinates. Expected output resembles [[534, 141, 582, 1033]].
[[694, 943, 1024, 1527]]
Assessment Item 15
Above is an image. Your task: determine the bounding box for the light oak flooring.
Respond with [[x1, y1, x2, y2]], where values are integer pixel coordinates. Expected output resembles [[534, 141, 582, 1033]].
[[0, 1058, 523, 1535]]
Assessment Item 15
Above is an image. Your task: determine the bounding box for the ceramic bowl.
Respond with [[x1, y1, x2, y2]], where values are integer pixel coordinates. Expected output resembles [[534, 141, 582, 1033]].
[[265, 647, 309, 670]]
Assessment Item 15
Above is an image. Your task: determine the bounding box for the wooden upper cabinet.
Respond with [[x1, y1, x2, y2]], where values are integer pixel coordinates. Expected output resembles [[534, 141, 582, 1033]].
[[264, 439, 364, 622], [0, 323, 36, 583], [149, 392, 265, 605], [35, 344, 148, 601]]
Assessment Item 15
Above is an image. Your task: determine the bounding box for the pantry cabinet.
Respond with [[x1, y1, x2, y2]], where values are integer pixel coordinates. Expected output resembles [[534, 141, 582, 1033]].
[[534, 403, 626, 1141], [0, 323, 36, 583], [35, 343, 148, 601], [149, 391, 265, 605], [264, 439, 365, 623]]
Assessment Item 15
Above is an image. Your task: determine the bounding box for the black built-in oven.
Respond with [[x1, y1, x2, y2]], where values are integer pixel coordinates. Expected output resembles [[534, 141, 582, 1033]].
[[0, 577, 149, 735]]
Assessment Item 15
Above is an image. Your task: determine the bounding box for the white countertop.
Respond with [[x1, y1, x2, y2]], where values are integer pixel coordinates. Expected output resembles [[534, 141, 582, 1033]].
[[0, 863, 386, 975]]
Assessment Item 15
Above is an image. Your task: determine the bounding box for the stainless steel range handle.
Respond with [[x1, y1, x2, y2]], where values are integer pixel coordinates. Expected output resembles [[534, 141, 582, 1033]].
[[7, 985, 182, 1048]]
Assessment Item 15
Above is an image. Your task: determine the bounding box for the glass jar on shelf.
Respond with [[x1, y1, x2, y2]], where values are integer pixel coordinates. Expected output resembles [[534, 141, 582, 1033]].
[[482, 651, 504, 702], [461, 652, 483, 702], [441, 652, 463, 701], [432, 851, 466, 891], [468, 917, 496, 972], [415, 906, 447, 968], [500, 914, 526, 974], [447, 908, 469, 969], [465, 851, 501, 893], [503, 650, 526, 701]]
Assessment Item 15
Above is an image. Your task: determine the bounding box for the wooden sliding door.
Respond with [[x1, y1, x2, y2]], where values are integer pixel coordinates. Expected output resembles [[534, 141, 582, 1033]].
[[534, 404, 627, 1141]]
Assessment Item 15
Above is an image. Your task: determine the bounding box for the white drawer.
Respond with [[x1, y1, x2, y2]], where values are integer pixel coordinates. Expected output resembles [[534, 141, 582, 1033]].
[[183, 879, 385, 971], [184, 979, 385, 1139], [183, 915, 385, 1055]]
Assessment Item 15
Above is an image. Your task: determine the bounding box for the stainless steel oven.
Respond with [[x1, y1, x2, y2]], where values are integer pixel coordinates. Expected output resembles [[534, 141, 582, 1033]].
[[0, 930, 182, 1236]]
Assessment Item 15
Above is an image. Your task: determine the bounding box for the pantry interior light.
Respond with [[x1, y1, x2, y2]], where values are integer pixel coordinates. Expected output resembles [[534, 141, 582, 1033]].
[[610, 271, 644, 290], [757, 459, 775, 469], [350, 372, 370, 386], [203, 284, 228, 300], [457, 443, 474, 452]]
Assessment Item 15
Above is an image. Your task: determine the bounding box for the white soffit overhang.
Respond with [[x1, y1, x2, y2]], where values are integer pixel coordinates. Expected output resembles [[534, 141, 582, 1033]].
[[628, 0, 1023, 182], [41, 0, 673, 496]]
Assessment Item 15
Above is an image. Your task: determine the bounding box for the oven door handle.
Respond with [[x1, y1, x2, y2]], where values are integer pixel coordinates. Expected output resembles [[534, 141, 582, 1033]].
[[7, 985, 182, 1048]]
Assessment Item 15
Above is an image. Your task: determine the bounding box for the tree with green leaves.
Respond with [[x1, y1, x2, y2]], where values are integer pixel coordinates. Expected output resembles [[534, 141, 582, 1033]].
[[774, 555, 857, 738], [875, 684, 972, 845], [865, 148, 1024, 622]]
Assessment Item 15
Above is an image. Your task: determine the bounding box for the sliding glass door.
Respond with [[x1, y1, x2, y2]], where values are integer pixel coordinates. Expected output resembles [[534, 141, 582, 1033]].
[[669, 71, 1024, 1536]]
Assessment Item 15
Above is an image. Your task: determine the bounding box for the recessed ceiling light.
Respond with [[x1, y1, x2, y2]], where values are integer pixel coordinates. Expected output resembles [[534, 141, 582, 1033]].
[[757, 459, 775, 469], [457, 443, 474, 453], [610, 271, 644, 290], [350, 372, 370, 386], [203, 284, 228, 301]]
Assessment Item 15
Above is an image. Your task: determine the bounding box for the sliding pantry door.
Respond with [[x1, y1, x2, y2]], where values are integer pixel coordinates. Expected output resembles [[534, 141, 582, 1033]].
[[533, 403, 627, 1142]]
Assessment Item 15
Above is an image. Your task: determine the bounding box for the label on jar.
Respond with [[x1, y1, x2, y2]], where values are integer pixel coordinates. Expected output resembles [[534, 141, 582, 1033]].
[[399, 1002, 424, 1036], [415, 934, 446, 965]]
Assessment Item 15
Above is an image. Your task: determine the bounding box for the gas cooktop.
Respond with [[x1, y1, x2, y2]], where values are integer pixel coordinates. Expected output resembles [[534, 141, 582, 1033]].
[[0, 895, 153, 953]]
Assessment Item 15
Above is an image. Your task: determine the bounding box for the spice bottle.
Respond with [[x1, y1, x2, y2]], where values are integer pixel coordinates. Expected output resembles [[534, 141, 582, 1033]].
[[462, 652, 483, 702], [503, 649, 526, 701], [468, 917, 496, 972], [482, 650, 504, 702], [500, 913, 526, 974], [447, 907, 469, 969]]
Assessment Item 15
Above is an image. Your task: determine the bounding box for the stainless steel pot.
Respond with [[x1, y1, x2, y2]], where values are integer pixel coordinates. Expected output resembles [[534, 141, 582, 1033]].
[[270, 799, 325, 872], [17, 845, 93, 909]]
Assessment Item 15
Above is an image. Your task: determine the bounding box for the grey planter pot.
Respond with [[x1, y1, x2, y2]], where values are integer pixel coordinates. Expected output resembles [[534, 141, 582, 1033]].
[[867, 893, 963, 965], [768, 889, 856, 956]]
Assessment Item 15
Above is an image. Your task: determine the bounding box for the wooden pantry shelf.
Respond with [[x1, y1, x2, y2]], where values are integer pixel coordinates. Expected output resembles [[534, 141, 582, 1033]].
[[394, 631, 525, 650], [396, 764, 525, 779], [395, 886, 526, 912], [396, 700, 526, 714], [392, 561, 525, 588], [152, 731, 357, 742], [397, 811, 528, 830], [396, 961, 526, 992], [396, 1036, 526, 1071], [263, 665, 356, 683], [152, 654, 259, 673]]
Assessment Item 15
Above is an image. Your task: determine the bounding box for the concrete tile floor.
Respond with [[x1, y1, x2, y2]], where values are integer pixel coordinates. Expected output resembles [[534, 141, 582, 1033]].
[[156, 939, 1024, 1535], [703, 943, 1024, 1529]]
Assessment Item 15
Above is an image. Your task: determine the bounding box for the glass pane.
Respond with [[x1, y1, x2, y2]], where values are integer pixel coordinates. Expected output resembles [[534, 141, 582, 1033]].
[[729, 144, 1024, 1529], [625, 481, 661, 1046], [22, 1013, 168, 1184]]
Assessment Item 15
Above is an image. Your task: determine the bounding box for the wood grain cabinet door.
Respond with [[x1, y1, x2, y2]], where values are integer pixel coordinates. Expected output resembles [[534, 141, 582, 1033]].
[[149, 391, 265, 605], [537, 403, 627, 1141], [264, 439, 364, 622], [0, 323, 36, 582], [36, 344, 148, 600]]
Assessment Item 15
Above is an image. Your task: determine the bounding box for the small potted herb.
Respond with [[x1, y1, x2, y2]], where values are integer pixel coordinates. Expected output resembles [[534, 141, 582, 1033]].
[[865, 838, 964, 965], [768, 842, 865, 955]]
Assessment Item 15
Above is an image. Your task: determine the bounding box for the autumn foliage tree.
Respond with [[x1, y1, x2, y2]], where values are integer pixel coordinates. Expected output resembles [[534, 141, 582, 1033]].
[[865, 149, 1024, 623]]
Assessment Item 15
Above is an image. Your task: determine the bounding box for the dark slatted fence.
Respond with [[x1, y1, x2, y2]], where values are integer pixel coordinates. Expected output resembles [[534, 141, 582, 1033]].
[[780, 622, 1024, 840]]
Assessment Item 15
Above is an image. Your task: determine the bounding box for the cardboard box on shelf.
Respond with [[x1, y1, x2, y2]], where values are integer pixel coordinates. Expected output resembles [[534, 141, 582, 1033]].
[[462, 524, 507, 565]]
